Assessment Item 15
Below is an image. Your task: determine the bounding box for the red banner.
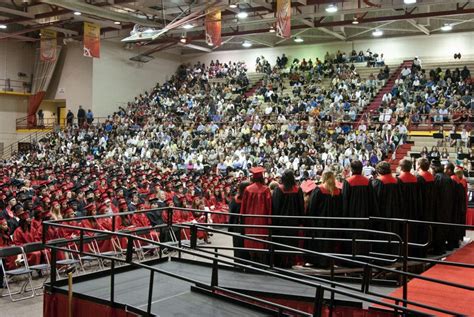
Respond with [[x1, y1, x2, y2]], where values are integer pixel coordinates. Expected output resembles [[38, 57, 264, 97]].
[[276, 0, 291, 38], [205, 9, 221, 47], [83, 22, 100, 58], [40, 29, 57, 61]]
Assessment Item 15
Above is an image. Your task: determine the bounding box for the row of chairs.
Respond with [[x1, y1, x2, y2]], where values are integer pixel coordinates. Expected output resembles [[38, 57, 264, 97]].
[[0, 227, 164, 302]]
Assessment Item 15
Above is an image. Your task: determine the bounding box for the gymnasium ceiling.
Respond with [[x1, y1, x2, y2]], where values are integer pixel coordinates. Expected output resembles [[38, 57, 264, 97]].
[[0, 0, 473, 55]]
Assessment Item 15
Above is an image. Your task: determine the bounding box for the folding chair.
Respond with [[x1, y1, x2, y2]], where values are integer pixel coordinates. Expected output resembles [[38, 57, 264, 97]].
[[0, 246, 35, 301], [22, 242, 50, 295], [46, 238, 82, 279], [92, 234, 125, 266], [132, 227, 161, 260]]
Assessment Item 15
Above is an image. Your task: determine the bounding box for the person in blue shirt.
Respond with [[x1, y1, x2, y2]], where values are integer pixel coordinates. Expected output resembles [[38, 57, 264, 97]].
[[86, 109, 94, 124]]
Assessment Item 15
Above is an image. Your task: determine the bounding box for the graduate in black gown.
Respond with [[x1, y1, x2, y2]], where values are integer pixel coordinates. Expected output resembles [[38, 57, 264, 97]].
[[372, 161, 402, 254], [307, 171, 342, 268], [228, 181, 250, 264], [271, 170, 304, 268], [431, 161, 457, 255], [342, 160, 377, 257], [397, 159, 422, 256], [445, 163, 465, 250], [415, 157, 435, 256]]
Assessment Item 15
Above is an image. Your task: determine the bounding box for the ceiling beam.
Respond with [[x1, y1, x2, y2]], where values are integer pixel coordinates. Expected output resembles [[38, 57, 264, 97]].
[[406, 19, 430, 35], [0, 7, 35, 18], [347, 21, 395, 39], [179, 42, 213, 52], [242, 36, 274, 47], [318, 27, 346, 40], [275, 28, 308, 45], [0, 31, 37, 41]]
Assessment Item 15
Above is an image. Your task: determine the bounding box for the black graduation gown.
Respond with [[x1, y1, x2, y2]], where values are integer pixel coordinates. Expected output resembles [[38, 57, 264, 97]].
[[397, 172, 422, 256], [416, 171, 435, 255], [228, 197, 250, 263], [342, 175, 377, 257], [306, 185, 342, 267], [372, 175, 402, 255], [271, 185, 304, 268], [432, 173, 457, 254], [450, 176, 466, 248]]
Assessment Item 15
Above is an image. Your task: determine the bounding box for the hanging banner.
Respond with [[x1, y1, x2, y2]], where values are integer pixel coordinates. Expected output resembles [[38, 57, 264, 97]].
[[83, 22, 100, 58], [276, 0, 291, 38], [40, 29, 57, 61], [205, 9, 221, 47]]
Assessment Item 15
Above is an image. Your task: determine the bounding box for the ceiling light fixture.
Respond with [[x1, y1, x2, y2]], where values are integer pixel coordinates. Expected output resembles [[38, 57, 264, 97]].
[[74, 11, 82, 16], [229, 3, 238, 8], [441, 23, 453, 31], [403, 0, 417, 4], [236, 11, 248, 19], [0, 24, 7, 29], [114, 21, 121, 25], [372, 29, 383, 37], [180, 37, 187, 43], [352, 18, 359, 25], [269, 26, 275, 33], [207, 42, 213, 46], [242, 41, 252, 48], [143, 28, 154, 33], [182, 23, 194, 29], [325, 4, 338, 13], [294, 37, 304, 43]]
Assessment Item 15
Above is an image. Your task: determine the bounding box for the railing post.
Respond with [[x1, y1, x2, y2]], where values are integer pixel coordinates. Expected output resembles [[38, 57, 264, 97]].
[[126, 236, 134, 263], [268, 227, 274, 268], [402, 220, 409, 308], [211, 247, 218, 287], [190, 224, 197, 249], [110, 258, 115, 305], [50, 248, 57, 288], [313, 286, 324, 317], [79, 230, 84, 253], [147, 270, 155, 316]]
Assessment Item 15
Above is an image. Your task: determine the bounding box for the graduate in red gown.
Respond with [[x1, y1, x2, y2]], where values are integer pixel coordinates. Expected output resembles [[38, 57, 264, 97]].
[[306, 171, 343, 267], [240, 166, 272, 263], [271, 169, 304, 268], [80, 204, 113, 252], [0, 217, 16, 270], [12, 210, 41, 265]]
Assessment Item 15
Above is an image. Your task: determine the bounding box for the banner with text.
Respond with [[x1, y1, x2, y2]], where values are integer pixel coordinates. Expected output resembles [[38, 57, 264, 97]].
[[276, 0, 291, 38], [83, 22, 100, 58], [205, 9, 222, 47], [40, 29, 57, 61]]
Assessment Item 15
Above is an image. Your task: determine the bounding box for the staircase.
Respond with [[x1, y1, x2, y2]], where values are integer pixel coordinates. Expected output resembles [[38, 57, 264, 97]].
[[244, 72, 264, 98], [2, 130, 52, 159], [387, 142, 414, 173], [356, 60, 413, 127]]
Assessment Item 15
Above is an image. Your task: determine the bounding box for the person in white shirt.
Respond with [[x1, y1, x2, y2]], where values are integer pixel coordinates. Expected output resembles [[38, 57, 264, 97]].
[[362, 162, 375, 178]]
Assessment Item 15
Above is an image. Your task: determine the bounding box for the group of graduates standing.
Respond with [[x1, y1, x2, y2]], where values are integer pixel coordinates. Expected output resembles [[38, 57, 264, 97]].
[[229, 159, 468, 268]]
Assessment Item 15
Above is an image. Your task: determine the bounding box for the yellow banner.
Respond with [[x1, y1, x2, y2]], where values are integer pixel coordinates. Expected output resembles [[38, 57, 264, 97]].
[[83, 22, 100, 58], [40, 29, 57, 61]]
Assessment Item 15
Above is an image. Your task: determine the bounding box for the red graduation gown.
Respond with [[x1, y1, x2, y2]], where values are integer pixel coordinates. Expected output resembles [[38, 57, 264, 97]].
[[0, 233, 16, 269], [240, 182, 272, 249], [13, 225, 41, 265]]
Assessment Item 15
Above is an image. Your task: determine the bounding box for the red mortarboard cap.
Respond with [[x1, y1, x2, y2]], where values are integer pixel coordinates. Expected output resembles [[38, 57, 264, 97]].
[[250, 166, 265, 177], [301, 180, 317, 194], [85, 203, 96, 211]]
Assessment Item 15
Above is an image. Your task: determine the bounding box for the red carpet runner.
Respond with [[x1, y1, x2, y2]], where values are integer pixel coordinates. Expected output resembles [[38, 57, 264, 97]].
[[378, 241, 474, 316]]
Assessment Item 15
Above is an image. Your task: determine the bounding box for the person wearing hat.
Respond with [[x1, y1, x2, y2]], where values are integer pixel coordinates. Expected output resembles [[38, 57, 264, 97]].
[[1, 194, 17, 230], [12, 209, 41, 266], [306, 170, 343, 268], [240, 166, 272, 263], [80, 204, 113, 252], [271, 169, 304, 268], [0, 217, 15, 270]]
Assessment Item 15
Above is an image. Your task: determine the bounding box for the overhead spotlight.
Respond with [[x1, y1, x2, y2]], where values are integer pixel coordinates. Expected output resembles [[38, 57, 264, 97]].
[[236, 11, 248, 19], [441, 23, 453, 31], [242, 41, 252, 48], [182, 23, 194, 29], [114, 21, 121, 25], [352, 18, 359, 25], [207, 42, 213, 46], [180, 37, 187, 44], [269, 26, 275, 33], [74, 11, 82, 16], [403, 0, 417, 4], [325, 4, 338, 13], [294, 37, 304, 43], [229, 3, 238, 8], [0, 24, 7, 29], [372, 29, 383, 37]]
